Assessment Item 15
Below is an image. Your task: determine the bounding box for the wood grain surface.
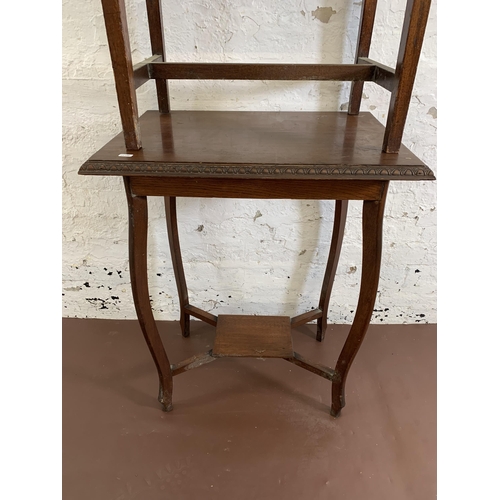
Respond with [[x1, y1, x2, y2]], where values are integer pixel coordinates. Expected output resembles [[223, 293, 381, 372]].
[[80, 111, 435, 180]]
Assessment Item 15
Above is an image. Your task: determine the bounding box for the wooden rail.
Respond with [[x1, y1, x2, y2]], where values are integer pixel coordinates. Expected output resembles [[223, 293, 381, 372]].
[[148, 62, 377, 81], [132, 59, 395, 91]]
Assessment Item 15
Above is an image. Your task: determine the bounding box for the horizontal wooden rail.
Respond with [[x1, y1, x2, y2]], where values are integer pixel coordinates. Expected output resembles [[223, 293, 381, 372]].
[[184, 304, 218, 326], [358, 57, 396, 91], [291, 308, 323, 326], [132, 54, 162, 89], [171, 350, 216, 376], [148, 62, 377, 81], [133, 59, 395, 90], [285, 352, 340, 382]]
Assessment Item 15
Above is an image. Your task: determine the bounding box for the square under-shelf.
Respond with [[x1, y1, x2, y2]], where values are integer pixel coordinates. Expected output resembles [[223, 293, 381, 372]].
[[213, 315, 293, 358]]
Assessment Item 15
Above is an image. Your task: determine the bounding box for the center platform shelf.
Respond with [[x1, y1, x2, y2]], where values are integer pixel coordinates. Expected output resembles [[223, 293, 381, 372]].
[[169, 313, 340, 388], [213, 315, 294, 358]]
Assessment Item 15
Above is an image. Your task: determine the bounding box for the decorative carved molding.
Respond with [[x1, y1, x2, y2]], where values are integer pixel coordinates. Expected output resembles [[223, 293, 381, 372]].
[[79, 161, 435, 180]]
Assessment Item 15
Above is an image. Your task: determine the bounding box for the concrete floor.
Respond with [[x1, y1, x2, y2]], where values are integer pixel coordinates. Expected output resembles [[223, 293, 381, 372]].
[[63, 318, 436, 500]]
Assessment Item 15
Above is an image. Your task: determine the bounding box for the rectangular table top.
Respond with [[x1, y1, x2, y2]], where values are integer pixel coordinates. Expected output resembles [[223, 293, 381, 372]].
[[79, 111, 435, 181]]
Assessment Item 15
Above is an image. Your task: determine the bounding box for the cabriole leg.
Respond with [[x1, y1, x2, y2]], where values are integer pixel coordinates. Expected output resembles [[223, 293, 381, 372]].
[[317, 200, 348, 342], [125, 177, 173, 411], [165, 196, 190, 337], [331, 184, 388, 417]]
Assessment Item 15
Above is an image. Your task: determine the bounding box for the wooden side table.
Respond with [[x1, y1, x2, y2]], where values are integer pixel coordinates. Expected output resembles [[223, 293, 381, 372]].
[[79, 0, 435, 417]]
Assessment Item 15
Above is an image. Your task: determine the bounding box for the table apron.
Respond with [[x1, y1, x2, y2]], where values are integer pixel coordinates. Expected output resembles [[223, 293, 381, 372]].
[[127, 176, 388, 200]]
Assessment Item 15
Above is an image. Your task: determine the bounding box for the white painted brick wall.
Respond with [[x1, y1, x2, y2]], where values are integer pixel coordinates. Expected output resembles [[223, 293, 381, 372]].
[[62, 0, 437, 324]]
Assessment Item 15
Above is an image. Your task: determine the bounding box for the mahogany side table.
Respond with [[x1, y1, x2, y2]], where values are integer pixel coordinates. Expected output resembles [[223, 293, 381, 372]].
[[78, 0, 435, 417]]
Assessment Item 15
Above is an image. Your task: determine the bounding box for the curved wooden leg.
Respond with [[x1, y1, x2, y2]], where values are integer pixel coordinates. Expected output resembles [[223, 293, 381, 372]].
[[125, 178, 173, 412], [331, 184, 388, 417], [165, 196, 190, 337], [316, 200, 348, 342]]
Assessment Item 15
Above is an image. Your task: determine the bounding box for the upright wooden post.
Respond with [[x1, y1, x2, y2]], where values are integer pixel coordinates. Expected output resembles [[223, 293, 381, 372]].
[[101, 0, 141, 150], [145, 0, 170, 113], [383, 0, 432, 153], [348, 0, 378, 115]]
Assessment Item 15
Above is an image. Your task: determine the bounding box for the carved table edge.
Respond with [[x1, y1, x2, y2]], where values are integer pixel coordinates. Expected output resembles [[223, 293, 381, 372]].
[[78, 161, 436, 180]]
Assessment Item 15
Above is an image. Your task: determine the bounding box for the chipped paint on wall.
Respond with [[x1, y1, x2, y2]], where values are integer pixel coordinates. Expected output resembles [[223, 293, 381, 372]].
[[62, 0, 437, 324], [311, 7, 337, 24], [427, 106, 437, 119]]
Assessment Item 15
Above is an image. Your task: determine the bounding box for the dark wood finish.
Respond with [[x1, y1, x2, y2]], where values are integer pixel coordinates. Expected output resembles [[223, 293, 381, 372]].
[[145, 0, 170, 113], [96, 0, 433, 155], [359, 57, 396, 92], [383, 0, 432, 153], [132, 54, 161, 90], [331, 182, 389, 417], [213, 315, 293, 358], [171, 350, 216, 377], [100, 0, 141, 150], [184, 305, 218, 327], [164, 197, 190, 337], [290, 309, 323, 327], [317, 200, 349, 341], [349, 0, 378, 115], [124, 177, 172, 411], [129, 176, 387, 201], [138, 60, 397, 89], [149, 62, 377, 81], [285, 352, 339, 382], [79, 111, 435, 181], [81, 1, 434, 417]]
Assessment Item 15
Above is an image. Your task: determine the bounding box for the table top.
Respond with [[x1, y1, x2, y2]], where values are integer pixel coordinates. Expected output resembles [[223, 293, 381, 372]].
[[79, 111, 435, 181]]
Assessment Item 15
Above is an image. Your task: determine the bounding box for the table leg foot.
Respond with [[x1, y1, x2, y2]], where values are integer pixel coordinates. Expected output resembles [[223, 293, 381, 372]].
[[159, 385, 173, 412], [330, 406, 342, 418], [180, 313, 190, 338], [330, 380, 345, 417], [316, 326, 326, 343]]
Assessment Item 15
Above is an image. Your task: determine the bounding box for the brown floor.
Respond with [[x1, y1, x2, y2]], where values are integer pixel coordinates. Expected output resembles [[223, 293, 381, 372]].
[[62, 318, 436, 500]]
